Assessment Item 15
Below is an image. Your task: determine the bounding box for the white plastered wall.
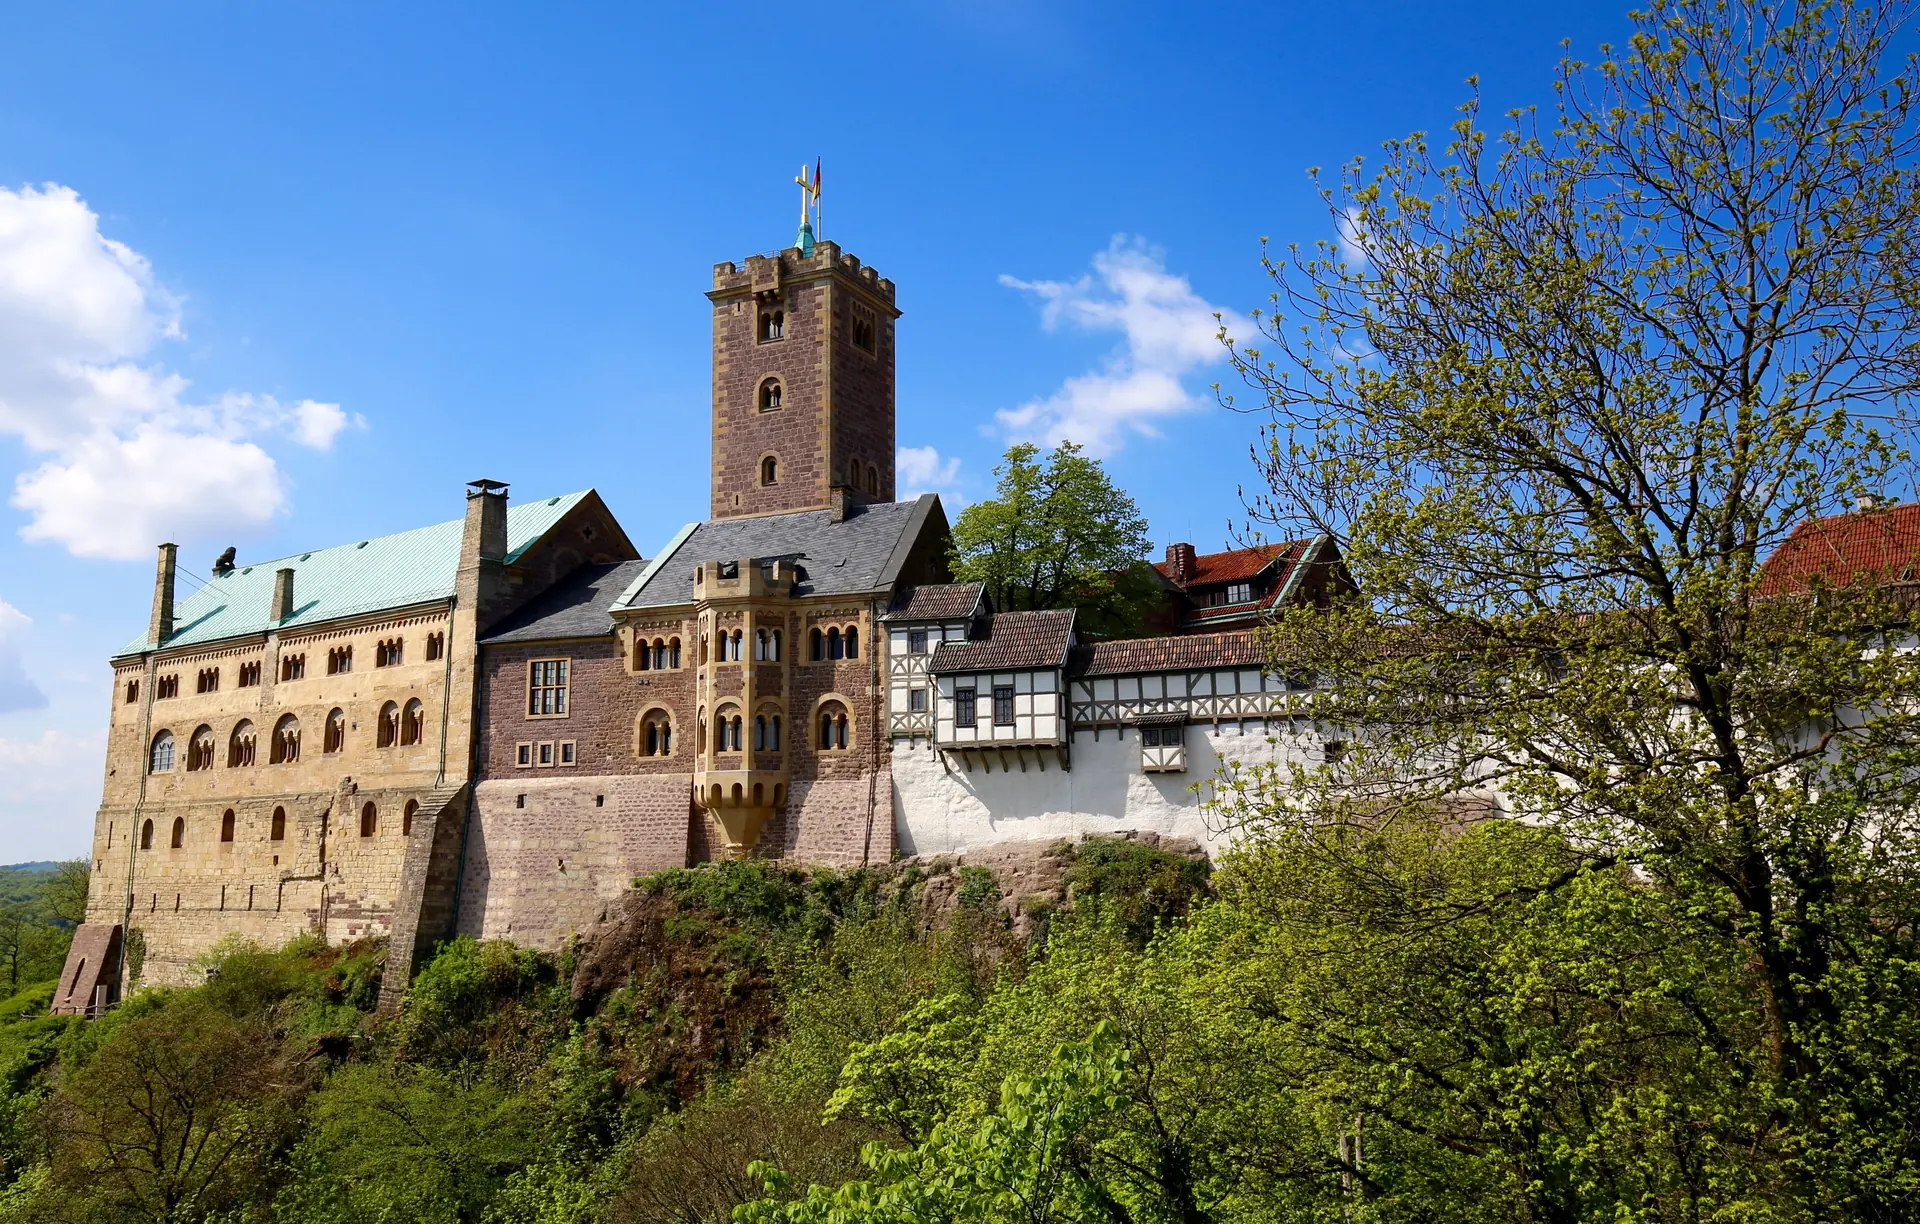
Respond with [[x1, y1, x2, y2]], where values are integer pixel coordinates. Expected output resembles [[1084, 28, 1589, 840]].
[[892, 718, 1326, 858]]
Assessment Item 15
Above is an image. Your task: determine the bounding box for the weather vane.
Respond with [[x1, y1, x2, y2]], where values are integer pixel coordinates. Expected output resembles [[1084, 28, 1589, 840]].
[[794, 158, 821, 256]]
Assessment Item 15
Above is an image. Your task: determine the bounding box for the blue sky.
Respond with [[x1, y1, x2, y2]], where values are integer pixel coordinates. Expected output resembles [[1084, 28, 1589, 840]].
[[0, 0, 1631, 859]]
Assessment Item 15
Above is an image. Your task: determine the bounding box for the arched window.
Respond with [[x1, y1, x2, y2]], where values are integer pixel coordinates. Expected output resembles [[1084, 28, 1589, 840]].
[[845, 626, 859, 658], [636, 639, 650, 670], [810, 627, 824, 660], [817, 701, 851, 751], [403, 799, 419, 837], [759, 378, 783, 411], [186, 725, 215, 771], [360, 801, 377, 837], [724, 630, 743, 661], [754, 629, 768, 661], [169, 816, 185, 849], [228, 720, 256, 767], [715, 705, 743, 753], [828, 627, 844, 660], [269, 714, 300, 764], [149, 730, 175, 773], [699, 636, 709, 665], [867, 463, 880, 496], [768, 629, 780, 661], [754, 715, 767, 750], [377, 701, 400, 748], [401, 699, 426, 746], [669, 637, 682, 668], [640, 709, 674, 757], [220, 809, 235, 842], [760, 455, 779, 486], [760, 310, 785, 341], [324, 708, 346, 754], [425, 632, 444, 662], [140, 819, 154, 850], [270, 807, 286, 841]]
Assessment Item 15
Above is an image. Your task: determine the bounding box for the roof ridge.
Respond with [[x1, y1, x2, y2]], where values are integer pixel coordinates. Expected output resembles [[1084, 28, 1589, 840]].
[[215, 489, 595, 573]]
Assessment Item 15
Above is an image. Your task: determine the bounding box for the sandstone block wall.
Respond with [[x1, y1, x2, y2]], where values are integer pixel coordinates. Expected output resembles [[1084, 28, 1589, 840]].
[[457, 775, 693, 949]]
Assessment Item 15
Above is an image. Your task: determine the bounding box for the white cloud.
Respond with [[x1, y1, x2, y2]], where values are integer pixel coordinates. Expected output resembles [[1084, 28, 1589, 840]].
[[897, 444, 964, 502], [0, 184, 358, 559], [996, 237, 1236, 456], [1335, 205, 1369, 269], [0, 596, 46, 714]]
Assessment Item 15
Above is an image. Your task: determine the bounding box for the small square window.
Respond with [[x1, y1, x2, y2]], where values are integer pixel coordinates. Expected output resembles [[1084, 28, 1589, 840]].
[[538, 742, 555, 766], [908, 629, 927, 655], [908, 689, 927, 712], [515, 743, 532, 768], [559, 741, 576, 765]]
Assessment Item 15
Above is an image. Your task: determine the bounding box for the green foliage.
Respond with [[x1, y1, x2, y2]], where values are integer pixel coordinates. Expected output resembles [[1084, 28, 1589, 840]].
[[391, 936, 564, 1075], [825, 994, 980, 1145], [0, 861, 88, 992], [950, 442, 1160, 637], [1060, 839, 1210, 946], [278, 1063, 543, 1224]]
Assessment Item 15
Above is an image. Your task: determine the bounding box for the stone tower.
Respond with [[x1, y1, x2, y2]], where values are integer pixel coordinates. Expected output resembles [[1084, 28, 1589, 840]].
[[707, 240, 900, 520]]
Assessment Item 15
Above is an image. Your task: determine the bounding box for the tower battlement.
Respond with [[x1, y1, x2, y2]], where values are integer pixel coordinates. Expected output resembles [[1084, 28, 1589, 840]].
[[710, 241, 897, 304]]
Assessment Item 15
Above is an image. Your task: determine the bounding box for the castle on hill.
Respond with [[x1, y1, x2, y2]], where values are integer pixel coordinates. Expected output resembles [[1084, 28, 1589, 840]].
[[52, 230, 1352, 1014]]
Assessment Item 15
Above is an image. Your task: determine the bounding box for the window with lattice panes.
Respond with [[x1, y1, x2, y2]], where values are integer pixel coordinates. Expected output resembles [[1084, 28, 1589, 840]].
[[528, 659, 569, 716]]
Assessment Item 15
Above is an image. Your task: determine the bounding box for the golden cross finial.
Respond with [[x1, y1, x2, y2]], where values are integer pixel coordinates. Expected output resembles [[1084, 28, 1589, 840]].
[[795, 163, 818, 225]]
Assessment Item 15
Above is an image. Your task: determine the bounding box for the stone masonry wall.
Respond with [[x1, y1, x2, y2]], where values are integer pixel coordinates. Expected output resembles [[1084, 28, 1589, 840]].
[[457, 775, 693, 949]]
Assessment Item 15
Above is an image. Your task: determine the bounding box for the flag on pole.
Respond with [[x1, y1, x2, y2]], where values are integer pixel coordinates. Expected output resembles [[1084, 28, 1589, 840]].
[[813, 158, 821, 196]]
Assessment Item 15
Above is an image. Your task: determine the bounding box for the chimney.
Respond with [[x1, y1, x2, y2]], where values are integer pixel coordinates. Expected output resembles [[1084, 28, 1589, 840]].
[[148, 543, 177, 647], [270, 568, 295, 622], [457, 479, 512, 630], [1165, 542, 1198, 584], [828, 486, 851, 524], [1858, 493, 1889, 513]]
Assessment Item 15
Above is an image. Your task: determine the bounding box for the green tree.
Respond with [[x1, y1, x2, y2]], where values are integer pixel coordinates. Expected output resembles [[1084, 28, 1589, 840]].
[[40, 997, 304, 1222], [950, 442, 1160, 637], [1224, 0, 1920, 1214]]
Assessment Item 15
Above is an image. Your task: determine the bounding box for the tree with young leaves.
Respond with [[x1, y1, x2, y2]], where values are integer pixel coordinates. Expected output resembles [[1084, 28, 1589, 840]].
[[950, 442, 1161, 638], [1223, 0, 1920, 1214]]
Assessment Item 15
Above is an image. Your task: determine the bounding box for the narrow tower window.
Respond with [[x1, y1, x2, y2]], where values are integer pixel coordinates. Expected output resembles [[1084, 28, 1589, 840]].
[[760, 455, 779, 486], [759, 378, 783, 412]]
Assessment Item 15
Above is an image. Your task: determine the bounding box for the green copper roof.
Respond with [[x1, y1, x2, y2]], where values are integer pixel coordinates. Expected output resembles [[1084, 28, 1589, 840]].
[[117, 491, 593, 658]]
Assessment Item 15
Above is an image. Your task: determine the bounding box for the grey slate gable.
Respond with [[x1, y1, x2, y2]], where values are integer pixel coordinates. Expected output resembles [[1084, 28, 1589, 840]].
[[481, 559, 651, 644], [615, 496, 941, 611]]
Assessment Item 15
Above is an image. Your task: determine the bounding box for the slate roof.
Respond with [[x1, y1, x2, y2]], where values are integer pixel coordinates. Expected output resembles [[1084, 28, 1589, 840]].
[[1071, 630, 1268, 678], [118, 492, 596, 658], [1758, 503, 1920, 594], [614, 497, 939, 611], [883, 582, 985, 621], [930, 609, 1077, 673], [482, 559, 650, 644]]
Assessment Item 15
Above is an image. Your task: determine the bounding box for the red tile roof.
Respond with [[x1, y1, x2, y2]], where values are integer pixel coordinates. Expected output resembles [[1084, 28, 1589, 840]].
[[883, 582, 985, 621], [1154, 541, 1306, 588], [1758, 503, 1920, 594], [930, 608, 1076, 672], [1071, 630, 1269, 677]]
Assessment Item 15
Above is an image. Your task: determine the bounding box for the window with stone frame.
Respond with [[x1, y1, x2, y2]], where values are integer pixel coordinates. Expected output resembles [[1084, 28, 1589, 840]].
[[156, 674, 179, 700], [760, 455, 779, 485], [124, 678, 139, 703], [186, 726, 216, 771], [327, 645, 353, 675], [425, 632, 445, 662], [376, 701, 400, 748], [528, 658, 569, 716], [759, 378, 783, 412], [229, 720, 257, 767], [759, 310, 785, 342], [196, 667, 219, 694], [817, 701, 851, 751], [324, 708, 346, 754], [280, 653, 305, 681], [270, 714, 301, 764], [149, 730, 175, 773], [375, 638, 404, 667], [402, 699, 426, 746], [237, 661, 261, 687], [852, 307, 876, 354], [639, 709, 673, 757]]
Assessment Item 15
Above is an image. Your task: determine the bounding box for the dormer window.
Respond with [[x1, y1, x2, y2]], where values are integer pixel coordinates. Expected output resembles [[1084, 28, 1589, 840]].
[[759, 378, 783, 412], [1227, 582, 1253, 604], [760, 310, 785, 341]]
